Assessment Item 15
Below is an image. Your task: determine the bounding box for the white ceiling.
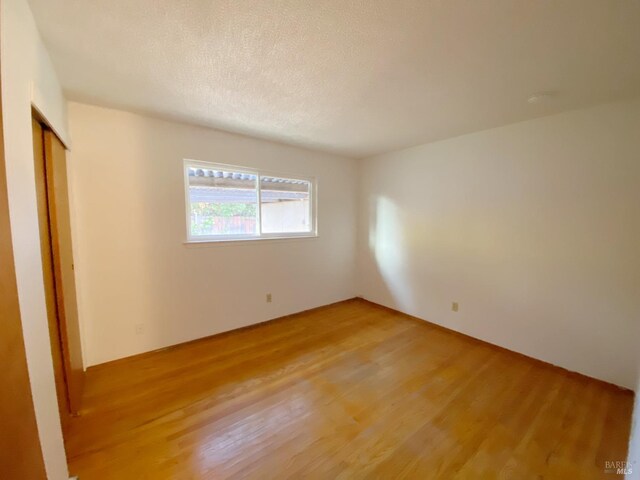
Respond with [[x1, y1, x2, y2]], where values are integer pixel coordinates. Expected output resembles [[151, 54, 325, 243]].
[[28, 0, 640, 158]]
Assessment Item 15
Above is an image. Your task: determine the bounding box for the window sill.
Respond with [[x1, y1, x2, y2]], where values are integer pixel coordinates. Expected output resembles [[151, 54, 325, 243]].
[[183, 234, 319, 247]]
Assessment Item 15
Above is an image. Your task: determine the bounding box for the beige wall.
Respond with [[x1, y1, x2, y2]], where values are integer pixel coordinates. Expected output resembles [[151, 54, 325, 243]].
[[358, 98, 640, 389], [1, 0, 70, 478], [67, 102, 358, 366]]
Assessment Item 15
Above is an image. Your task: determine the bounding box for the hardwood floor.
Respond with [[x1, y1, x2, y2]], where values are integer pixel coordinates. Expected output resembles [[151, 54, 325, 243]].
[[66, 299, 634, 479]]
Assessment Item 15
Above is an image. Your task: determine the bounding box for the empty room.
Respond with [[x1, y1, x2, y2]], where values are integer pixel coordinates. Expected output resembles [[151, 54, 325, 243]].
[[2, 0, 640, 479]]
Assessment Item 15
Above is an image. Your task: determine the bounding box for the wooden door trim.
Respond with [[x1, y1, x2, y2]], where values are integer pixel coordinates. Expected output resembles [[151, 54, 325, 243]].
[[0, 50, 47, 480]]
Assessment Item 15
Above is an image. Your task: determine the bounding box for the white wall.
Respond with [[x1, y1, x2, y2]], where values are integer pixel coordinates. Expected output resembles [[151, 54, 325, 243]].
[[0, 0, 70, 478], [358, 99, 640, 389], [67, 102, 358, 366]]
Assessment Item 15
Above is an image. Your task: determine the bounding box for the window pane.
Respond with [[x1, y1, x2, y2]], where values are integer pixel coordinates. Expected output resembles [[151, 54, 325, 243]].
[[188, 167, 258, 237], [260, 176, 311, 234]]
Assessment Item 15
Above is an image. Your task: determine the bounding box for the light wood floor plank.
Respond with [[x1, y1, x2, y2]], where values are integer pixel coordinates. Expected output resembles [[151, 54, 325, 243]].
[[66, 299, 634, 479]]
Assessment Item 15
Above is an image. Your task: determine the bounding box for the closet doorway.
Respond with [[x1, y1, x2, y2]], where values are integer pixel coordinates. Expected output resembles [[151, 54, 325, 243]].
[[32, 115, 84, 434]]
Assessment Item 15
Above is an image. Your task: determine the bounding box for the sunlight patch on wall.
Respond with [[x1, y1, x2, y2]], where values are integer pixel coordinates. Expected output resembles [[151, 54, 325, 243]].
[[368, 196, 415, 312]]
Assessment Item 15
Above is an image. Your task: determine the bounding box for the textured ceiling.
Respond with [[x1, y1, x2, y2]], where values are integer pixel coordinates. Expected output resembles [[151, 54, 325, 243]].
[[27, 0, 640, 158]]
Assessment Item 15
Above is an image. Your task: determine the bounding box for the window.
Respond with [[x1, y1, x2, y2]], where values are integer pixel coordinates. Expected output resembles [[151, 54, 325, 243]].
[[184, 161, 316, 242]]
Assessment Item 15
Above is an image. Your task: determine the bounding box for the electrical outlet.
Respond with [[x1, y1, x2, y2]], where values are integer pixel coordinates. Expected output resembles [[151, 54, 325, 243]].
[[266, 293, 272, 303], [135, 323, 145, 335], [452, 302, 459, 312]]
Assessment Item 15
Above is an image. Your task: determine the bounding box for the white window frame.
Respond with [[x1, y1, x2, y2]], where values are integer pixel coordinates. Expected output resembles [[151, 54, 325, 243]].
[[184, 160, 317, 243]]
